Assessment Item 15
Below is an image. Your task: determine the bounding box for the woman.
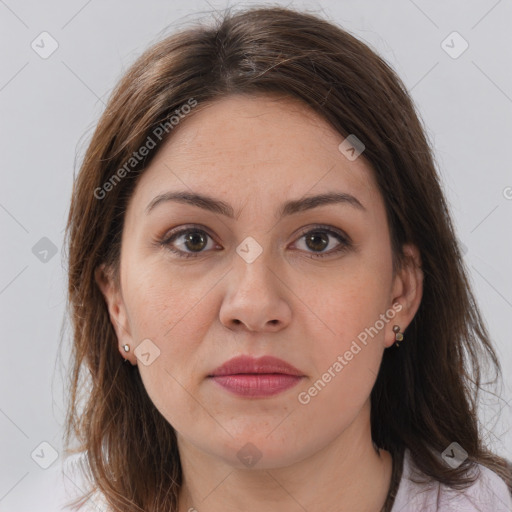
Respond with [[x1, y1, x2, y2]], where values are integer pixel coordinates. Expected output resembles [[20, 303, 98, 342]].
[[62, 6, 512, 511]]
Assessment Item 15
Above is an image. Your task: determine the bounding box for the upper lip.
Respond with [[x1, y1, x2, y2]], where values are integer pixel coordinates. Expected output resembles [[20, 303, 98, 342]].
[[208, 355, 304, 377]]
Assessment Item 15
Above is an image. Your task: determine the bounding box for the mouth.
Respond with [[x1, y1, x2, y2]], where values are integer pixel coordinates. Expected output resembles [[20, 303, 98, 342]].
[[207, 355, 305, 398]]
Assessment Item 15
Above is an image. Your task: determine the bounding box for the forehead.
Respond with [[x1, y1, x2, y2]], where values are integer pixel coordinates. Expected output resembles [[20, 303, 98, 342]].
[[128, 93, 381, 217]]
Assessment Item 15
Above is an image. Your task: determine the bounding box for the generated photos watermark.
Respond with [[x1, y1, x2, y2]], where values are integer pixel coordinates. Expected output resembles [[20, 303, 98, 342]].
[[94, 97, 198, 200], [297, 302, 403, 405]]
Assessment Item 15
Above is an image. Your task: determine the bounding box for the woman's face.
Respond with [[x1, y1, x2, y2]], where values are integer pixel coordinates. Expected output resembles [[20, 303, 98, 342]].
[[98, 93, 422, 469]]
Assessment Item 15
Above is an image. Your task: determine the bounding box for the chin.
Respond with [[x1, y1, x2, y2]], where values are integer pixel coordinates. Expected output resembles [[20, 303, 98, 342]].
[[208, 429, 311, 470]]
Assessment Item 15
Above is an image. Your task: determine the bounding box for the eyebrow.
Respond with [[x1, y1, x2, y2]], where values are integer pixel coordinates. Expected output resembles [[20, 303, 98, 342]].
[[145, 190, 366, 218]]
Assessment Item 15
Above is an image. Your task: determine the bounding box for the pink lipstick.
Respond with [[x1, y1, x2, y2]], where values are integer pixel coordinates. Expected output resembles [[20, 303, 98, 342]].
[[208, 355, 304, 398]]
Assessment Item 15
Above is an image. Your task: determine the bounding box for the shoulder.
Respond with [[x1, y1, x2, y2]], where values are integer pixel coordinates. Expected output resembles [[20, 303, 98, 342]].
[[391, 449, 512, 512], [2, 450, 109, 512], [58, 451, 110, 512]]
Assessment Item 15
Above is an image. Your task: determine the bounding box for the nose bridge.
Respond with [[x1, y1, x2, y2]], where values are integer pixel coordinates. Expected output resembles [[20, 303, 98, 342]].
[[232, 234, 278, 297], [219, 234, 291, 331]]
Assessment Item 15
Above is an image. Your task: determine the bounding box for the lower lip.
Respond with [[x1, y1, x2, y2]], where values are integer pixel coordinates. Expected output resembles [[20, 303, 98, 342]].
[[209, 374, 303, 397]]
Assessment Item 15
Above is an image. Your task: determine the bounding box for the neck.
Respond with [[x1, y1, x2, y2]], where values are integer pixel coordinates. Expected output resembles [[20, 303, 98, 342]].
[[177, 401, 393, 512]]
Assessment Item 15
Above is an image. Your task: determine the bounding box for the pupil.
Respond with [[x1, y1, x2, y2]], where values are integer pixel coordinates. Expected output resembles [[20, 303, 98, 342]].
[[183, 231, 329, 253], [186, 232, 206, 251], [306, 232, 328, 252]]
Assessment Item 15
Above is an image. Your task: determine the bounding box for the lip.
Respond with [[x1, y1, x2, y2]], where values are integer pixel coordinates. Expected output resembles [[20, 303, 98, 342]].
[[207, 355, 305, 398], [209, 355, 304, 377]]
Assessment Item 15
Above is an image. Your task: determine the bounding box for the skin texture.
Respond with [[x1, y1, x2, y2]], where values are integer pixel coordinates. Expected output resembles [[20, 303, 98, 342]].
[[96, 93, 424, 512]]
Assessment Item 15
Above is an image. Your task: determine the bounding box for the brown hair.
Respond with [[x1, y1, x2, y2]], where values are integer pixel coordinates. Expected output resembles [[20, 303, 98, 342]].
[[62, 5, 512, 511]]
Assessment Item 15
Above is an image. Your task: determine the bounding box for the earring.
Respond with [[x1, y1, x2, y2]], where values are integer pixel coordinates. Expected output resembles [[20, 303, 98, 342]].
[[123, 344, 130, 352], [393, 325, 404, 347]]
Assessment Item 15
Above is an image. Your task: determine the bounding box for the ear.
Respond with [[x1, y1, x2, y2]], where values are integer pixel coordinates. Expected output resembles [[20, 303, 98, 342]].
[[94, 263, 137, 365], [385, 243, 424, 348]]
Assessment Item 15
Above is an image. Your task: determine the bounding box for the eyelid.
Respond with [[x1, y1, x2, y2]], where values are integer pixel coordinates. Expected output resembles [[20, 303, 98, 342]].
[[289, 224, 352, 258], [294, 224, 351, 243], [160, 224, 216, 244], [160, 223, 351, 244], [158, 223, 352, 258]]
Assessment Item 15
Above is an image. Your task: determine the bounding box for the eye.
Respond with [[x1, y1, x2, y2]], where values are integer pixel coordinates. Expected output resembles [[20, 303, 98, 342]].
[[159, 226, 218, 259], [292, 225, 352, 259], [158, 224, 352, 259]]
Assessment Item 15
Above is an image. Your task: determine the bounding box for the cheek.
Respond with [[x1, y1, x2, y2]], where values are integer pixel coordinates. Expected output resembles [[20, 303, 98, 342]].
[[125, 261, 217, 342], [301, 260, 392, 398], [124, 267, 218, 428], [318, 262, 392, 339], [138, 363, 206, 440], [296, 281, 388, 423]]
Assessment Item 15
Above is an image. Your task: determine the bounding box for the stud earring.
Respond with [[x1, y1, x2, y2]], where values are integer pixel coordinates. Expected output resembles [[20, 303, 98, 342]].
[[393, 325, 404, 347], [123, 344, 130, 352]]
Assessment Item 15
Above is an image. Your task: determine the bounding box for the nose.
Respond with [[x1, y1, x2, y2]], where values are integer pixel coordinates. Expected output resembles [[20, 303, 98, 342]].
[[219, 252, 292, 333]]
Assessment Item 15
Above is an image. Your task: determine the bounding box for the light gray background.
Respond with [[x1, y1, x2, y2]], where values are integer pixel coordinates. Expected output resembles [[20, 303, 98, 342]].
[[1, 0, 511, 510]]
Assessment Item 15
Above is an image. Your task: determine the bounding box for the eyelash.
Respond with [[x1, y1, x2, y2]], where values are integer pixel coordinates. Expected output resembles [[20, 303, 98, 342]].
[[158, 224, 352, 260]]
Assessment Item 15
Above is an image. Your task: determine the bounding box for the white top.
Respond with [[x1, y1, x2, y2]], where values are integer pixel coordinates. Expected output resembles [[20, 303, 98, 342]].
[[6, 449, 510, 511], [391, 449, 512, 511]]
